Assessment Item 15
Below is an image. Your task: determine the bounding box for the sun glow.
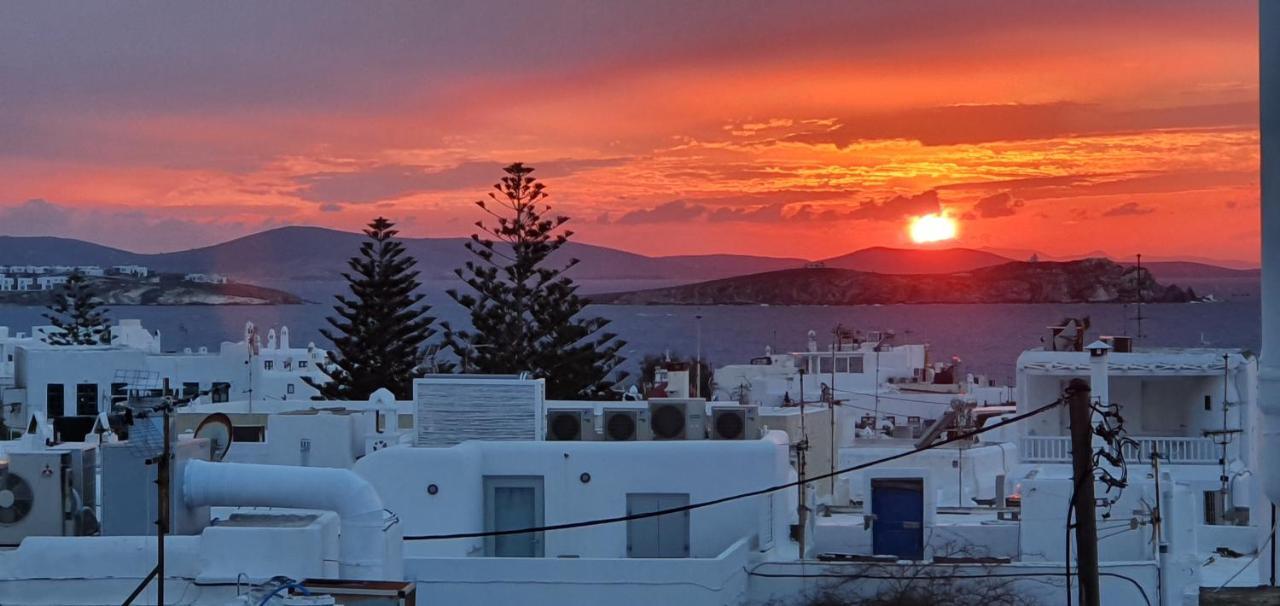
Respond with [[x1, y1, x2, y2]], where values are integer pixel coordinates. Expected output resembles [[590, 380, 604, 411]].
[[908, 214, 958, 244]]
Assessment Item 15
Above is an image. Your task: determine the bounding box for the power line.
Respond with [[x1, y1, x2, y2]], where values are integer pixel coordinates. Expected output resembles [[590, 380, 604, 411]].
[[404, 398, 1063, 542], [831, 387, 1009, 408]]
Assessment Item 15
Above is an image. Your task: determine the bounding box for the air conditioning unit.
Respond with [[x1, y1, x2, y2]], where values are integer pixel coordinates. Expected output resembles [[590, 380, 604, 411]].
[[545, 405, 597, 441], [600, 405, 651, 441], [709, 405, 759, 440], [0, 450, 72, 546], [647, 398, 706, 440]]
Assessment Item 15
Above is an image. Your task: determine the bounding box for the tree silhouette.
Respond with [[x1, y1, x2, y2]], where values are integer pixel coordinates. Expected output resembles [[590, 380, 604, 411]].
[[309, 217, 436, 400], [443, 162, 626, 399], [44, 272, 111, 346]]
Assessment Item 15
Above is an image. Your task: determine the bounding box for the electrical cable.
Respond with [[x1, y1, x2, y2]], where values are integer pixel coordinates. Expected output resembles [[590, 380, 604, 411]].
[[1212, 514, 1280, 592], [404, 398, 1062, 541]]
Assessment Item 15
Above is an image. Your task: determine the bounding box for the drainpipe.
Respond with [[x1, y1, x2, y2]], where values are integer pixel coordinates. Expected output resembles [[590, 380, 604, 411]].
[[183, 459, 400, 580], [1260, 1, 1280, 508]]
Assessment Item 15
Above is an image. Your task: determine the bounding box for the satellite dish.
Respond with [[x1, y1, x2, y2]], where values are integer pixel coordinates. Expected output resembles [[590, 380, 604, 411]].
[[194, 413, 233, 461]]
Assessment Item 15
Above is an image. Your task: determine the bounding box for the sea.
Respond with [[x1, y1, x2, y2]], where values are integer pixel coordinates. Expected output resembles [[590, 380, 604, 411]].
[[0, 276, 1260, 387]]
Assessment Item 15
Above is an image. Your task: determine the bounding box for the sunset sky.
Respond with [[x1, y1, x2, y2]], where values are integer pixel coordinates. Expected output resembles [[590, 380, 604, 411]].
[[0, 1, 1260, 263]]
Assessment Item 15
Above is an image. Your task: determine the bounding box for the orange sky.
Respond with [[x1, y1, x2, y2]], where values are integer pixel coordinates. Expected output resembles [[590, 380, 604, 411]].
[[0, 1, 1260, 263]]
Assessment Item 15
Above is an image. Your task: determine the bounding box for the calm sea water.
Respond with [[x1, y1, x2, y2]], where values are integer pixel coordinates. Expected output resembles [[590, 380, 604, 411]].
[[0, 279, 1259, 386]]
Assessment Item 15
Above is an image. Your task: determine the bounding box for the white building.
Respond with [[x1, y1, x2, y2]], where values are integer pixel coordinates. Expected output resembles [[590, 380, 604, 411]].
[[15, 277, 33, 291], [35, 276, 68, 290], [0, 275, 13, 291], [183, 272, 228, 284], [75, 266, 105, 277], [110, 265, 148, 277], [0, 320, 329, 425]]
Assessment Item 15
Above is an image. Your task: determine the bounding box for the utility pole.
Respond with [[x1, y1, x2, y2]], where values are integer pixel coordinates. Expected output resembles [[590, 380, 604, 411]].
[[695, 314, 703, 399], [797, 367, 808, 559], [1067, 377, 1100, 606]]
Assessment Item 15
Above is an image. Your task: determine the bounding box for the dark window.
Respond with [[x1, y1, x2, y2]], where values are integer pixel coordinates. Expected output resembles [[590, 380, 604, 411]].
[[231, 425, 265, 442], [298, 361, 307, 369], [183, 382, 200, 399], [110, 382, 128, 404], [75, 383, 98, 416], [264, 360, 274, 370], [1205, 395, 1212, 411], [286, 383, 295, 395], [46, 384, 64, 419], [211, 382, 230, 403]]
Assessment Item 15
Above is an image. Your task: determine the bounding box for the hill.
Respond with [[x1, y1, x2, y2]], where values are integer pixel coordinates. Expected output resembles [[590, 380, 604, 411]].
[[817, 247, 1014, 274], [594, 258, 1196, 305]]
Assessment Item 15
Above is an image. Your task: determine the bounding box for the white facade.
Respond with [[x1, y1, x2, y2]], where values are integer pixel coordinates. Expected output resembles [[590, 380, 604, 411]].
[[0, 321, 329, 424], [0, 275, 12, 291], [183, 272, 228, 284], [110, 265, 148, 277], [35, 276, 67, 290]]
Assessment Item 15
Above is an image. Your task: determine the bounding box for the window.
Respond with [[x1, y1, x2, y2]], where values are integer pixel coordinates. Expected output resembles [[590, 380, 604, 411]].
[[110, 382, 128, 404], [211, 382, 230, 403], [46, 384, 64, 419], [264, 360, 274, 371], [484, 476, 545, 557], [818, 356, 833, 374], [183, 382, 200, 399], [1205, 395, 1212, 411], [231, 425, 265, 442], [848, 355, 865, 373], [286, 383, 295, 395], [626, 493, 690, 558], [75, 383, 98, 416], [283, 360, 292, 371], [298, 361, 308, 369]]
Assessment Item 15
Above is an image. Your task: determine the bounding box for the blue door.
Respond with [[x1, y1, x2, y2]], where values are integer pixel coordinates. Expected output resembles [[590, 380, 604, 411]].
[[871, 478, 924, 560]]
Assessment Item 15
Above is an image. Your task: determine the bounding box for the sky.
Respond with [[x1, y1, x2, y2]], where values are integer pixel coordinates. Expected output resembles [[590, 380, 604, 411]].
[[0, 1, 1260, 263]]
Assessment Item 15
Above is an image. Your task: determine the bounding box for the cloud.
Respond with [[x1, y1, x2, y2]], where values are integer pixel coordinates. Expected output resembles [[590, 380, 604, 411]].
[[845, 190, 941, 222], [615, 200, 707, 224], [293, 158, 627, 204], [971, 192, 1025, 218], [784, 101, 1257, 147], [1102, 202, 1156, 217], [0, 199, 270, 252], [318, 202, 343, 213]]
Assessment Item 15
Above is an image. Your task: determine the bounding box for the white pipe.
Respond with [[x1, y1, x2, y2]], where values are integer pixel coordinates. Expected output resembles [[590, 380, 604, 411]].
[[1260, 1, 1280, 506], [183, 459, 400, 580]]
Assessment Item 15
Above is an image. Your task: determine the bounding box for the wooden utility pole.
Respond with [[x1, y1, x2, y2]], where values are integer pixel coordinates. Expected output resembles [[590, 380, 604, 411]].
[[1067, 378, 1100, 606]]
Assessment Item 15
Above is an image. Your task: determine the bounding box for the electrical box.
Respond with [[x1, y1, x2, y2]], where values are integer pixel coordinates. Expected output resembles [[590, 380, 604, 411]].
[[0, 450, 72, 546], [100, 436, 211, 536]]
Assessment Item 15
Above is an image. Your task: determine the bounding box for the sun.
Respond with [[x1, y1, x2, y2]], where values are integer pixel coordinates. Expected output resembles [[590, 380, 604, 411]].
[[908, 213, 958, 244]]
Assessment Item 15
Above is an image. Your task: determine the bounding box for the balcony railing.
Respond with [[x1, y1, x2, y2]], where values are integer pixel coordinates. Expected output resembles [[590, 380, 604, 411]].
[[1021, 435, 1219, 465]]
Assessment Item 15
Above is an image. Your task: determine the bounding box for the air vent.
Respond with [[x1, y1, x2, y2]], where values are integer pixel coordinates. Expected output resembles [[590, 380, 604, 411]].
[[0, 472, 33, 524], [647, 399, 706, 440], [710, 405, 759, 440], [544, 406, 596, 441], [600, 406, 651, 441]]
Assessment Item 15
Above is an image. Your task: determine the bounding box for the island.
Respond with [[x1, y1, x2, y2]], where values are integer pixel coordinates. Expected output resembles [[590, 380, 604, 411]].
[[0, 274, 302, 305], [591, 258, 1198, 306]]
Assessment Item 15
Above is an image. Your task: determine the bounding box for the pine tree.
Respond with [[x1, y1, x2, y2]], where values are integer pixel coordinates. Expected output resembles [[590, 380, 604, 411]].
[[309, 217, 436, 400], [443, 162, 626, 399], [43, 272, 112, 346]]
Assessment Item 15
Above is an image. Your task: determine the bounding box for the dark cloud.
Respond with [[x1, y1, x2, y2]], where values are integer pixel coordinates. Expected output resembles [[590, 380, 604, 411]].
[[785, 101, 1257, 147], [615, 200, 707, 224], [0, 199, 267, 252], [293, 158, 627, 204], [972, 192, 1025, 218], [318, 202, 343, 213], [1102, 202, 1156, 217], [845, 190, 941, 222]]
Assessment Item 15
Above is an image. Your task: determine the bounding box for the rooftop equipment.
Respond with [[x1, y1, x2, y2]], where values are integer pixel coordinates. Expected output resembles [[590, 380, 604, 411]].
[[600, 405, 651, 441], [647, 398, 706, 440], [709, 404, 759, 440], [545, 405, 597, 441]]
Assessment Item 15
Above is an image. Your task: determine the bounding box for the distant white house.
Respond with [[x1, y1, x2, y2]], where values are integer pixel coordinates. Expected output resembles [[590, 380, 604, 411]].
[[36, 276, 68, 290], [0, 275, 12, 292], [111, 264, 149, 277], [183, 272, 229, 284], [15, 277, 33, 291], [76, 265, 105, 277]]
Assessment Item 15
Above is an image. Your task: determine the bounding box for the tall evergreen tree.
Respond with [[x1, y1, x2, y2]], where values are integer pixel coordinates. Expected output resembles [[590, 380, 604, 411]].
[[309, 217, 436, 400], [443, 162, 626, 399], [43, 271, 112, 346]]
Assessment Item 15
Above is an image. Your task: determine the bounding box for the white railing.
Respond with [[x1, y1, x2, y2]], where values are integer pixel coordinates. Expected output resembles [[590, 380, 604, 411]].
[[1021, 436, 1219, 465]]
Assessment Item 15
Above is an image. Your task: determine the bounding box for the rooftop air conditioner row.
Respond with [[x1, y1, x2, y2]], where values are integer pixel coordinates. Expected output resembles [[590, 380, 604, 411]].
[[544, 400, 758, 441]]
